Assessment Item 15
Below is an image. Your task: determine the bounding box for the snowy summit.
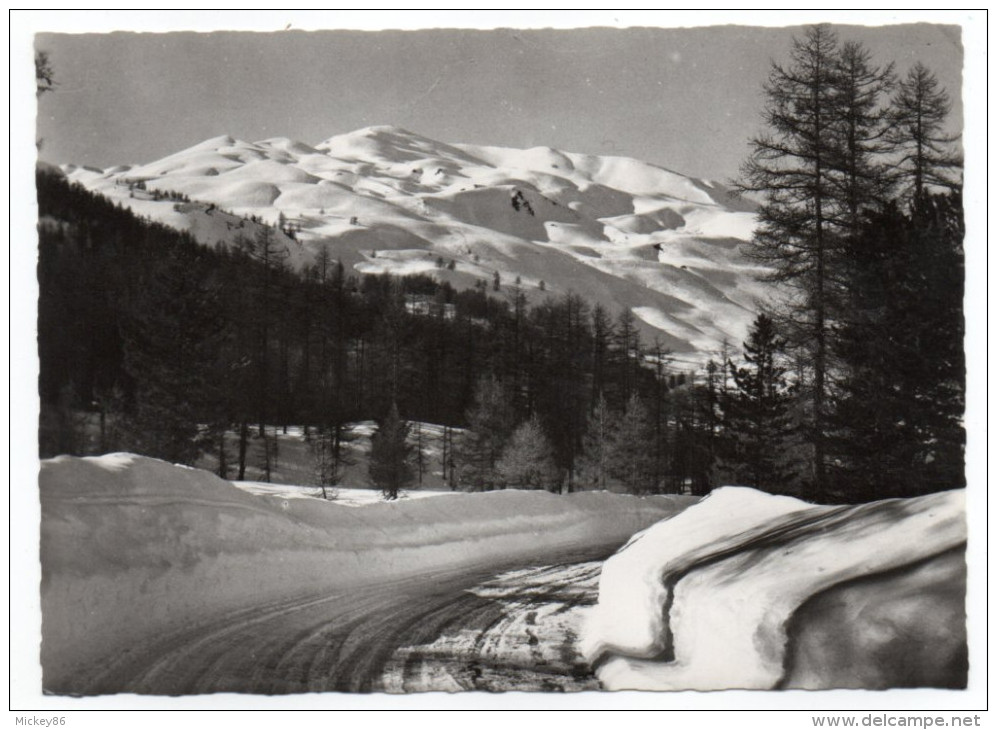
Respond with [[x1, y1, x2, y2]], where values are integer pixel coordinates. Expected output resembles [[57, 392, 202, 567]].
[[62, 125, 767, 356]]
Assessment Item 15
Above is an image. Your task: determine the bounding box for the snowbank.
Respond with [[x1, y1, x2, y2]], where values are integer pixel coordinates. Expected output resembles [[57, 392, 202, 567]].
[[582, 486, 967, 690], [40, 454, 687, 691]]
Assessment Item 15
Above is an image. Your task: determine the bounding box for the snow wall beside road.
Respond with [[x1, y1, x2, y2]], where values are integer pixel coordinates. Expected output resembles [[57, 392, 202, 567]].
[[582, 486, 968, 690]]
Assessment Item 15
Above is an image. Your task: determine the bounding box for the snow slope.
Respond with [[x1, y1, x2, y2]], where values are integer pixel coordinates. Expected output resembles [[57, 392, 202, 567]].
[[582, 487, 967, 690], [60, 125, 771, 356], [39, 453, 689, 692]]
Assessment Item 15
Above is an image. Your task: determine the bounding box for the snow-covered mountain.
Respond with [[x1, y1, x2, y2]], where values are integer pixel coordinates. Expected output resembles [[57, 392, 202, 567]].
[[61, 125, 771, 357]]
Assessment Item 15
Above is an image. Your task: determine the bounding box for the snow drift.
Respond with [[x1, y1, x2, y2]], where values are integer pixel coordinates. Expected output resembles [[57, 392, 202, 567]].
[[39, 454, 687, 692], [582, 486, 968, 690]]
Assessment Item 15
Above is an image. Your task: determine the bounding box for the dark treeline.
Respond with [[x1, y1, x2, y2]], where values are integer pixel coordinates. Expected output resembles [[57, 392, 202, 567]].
[[37, 168, 713, 494]]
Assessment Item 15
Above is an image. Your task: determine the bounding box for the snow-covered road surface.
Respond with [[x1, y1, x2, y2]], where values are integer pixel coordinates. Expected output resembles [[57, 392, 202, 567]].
[[57, 550, 607, 695], [41, 455, 687, 695]]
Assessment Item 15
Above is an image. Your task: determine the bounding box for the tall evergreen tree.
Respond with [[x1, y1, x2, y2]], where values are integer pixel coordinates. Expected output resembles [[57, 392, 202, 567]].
[[738, 25, 845, 500], [367, 402, 414, 500]]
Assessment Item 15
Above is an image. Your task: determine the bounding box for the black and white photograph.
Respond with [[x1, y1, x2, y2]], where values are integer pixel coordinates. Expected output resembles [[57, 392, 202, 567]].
[[11, 9, 987, 716]]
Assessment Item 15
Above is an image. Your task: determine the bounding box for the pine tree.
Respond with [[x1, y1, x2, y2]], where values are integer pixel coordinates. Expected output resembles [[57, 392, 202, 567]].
[[718, 314, 796, 492], [455, 376, 517, 490], [737, 25, 843, 501], [739, 27, 964, 502], [368, 402, 414, 500], [236, 225, 289, 437], [117, 243, 225, 465], [666, 377, 716, 495], [612, 308, 642, 406], [589, 304, 613, 407], [702, 357, 729, 490], [648, 338, 673, 490], [829, 41, 895, 234], [606, 393, 657, 494], [495, 415, 561, 491], [373, 277, 409, 408], [887, 62, 962, 206], [831, 194, 964, 499]]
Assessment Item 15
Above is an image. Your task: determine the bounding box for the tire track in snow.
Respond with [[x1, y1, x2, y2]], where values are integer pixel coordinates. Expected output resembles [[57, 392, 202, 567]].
[[65, 547, 611, 695]]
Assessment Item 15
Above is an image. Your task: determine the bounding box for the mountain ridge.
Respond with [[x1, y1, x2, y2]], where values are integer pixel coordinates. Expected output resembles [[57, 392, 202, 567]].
[[60, 126, 771, 357]]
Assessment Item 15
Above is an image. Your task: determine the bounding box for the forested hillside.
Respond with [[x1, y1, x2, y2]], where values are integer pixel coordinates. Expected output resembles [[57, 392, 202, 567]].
[[38, 168, 713, 494]]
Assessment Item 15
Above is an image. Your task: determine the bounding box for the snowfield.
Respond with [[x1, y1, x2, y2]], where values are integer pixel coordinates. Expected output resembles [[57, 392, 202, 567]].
[[39, 454, 687, 694], [582, 486, 968, 691]]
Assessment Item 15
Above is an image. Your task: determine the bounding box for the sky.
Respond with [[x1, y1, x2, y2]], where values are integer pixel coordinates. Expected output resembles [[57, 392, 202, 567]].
[[33, 15, 965, 182]]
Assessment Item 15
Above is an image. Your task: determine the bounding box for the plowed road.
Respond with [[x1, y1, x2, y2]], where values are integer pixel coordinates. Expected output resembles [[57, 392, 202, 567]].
[[70, 548, 611, 695]]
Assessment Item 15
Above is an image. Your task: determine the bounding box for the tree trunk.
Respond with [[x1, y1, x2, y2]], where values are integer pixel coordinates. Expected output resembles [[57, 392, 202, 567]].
[[237, 420, 248, 480], [218, 432, 228, 479]]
